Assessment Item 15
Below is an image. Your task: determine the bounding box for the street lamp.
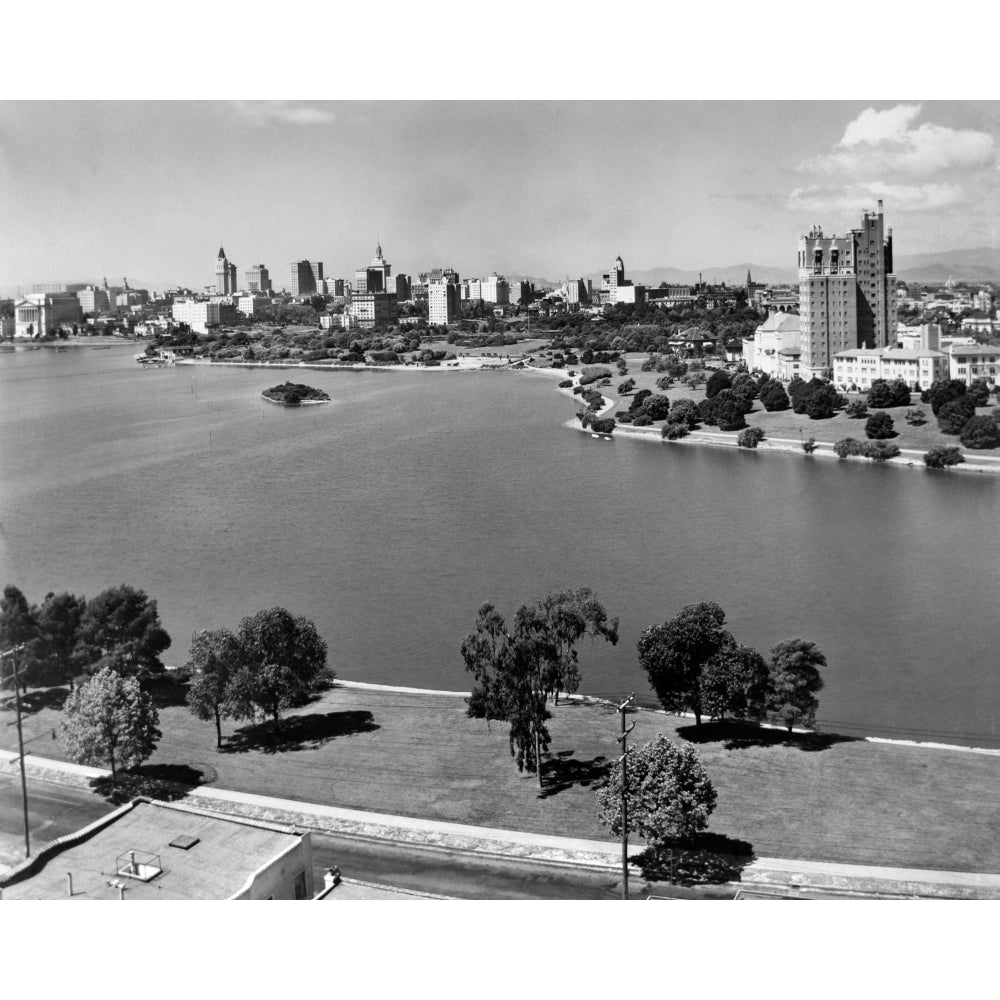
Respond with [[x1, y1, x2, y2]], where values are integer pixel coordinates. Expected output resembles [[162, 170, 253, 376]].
[[1, 644, 30, 857]]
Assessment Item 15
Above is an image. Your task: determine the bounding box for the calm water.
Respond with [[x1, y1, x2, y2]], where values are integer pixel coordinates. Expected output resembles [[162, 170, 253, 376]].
[[2, 344, 999, 745]]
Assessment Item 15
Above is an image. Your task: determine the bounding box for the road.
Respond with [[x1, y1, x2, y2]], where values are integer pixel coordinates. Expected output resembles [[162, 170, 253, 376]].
[[0, 774, 734, 898]]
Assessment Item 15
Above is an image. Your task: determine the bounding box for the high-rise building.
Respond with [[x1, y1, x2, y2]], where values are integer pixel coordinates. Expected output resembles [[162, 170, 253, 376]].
[[290, 261, 318, 297], [798, 200, 896, 379], [354, 243, 392, 295], [429, 279, 460, 325], [76, 285, 110, 314], [245, 264, 272, 294], [310, 262, 324, 287], [566, 279, 589, 305], [215, 247, 238, 295], [509, 280, 531, 306]]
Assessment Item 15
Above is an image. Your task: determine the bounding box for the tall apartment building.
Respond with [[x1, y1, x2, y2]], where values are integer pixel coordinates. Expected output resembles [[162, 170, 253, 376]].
[[798, 200, 896, 379], [354, 243, 391, 294], [509, 280, 531, 305], [76, 284, 111, 314], [290, 260, 318, 297], [172, 298, 221, 335], [429, 279, 460, 325], [215, 247, 238, 295], [566, 279, 590, 305], [245, 264, 272, 294], [481, 273, 509, 305]]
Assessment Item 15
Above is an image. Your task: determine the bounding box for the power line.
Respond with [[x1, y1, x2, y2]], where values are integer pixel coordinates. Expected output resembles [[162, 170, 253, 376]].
[[1, 644, 30, 858]]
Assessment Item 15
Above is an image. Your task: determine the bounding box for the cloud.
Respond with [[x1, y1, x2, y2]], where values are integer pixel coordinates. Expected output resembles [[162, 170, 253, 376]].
[[788, 181, 965, 213], [801, 104, 997, 178], [229, 101, 336, 127]]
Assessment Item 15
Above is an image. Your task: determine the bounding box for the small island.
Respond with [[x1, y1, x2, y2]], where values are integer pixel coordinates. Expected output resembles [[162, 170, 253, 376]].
[[261, 382, 331, 406]]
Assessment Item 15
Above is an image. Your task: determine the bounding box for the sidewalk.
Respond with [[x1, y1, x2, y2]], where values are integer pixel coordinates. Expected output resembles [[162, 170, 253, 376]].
[[4, 748, 998, 898]]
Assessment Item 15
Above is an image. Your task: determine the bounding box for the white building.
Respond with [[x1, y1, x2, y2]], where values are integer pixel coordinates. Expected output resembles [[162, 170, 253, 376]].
[[76, 285, 110, 314], [833, 347, 946, 392], [743, 311, 801, 377], [236, 294, 269, 317], [14, 292, 83, 338], [896, 323, 940, 352], [947, 344, 1000, 386], [481, 273, 509, 305], [171, 298, 220, 335], [429, 280, 459, 325]]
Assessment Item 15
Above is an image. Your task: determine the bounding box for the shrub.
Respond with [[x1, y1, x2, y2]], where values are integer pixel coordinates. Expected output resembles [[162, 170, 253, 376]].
[[958, 415, 1000, 450], [924, 446, 965, 469], [737, 427, 765, 449], [615, 410, 633, 423], [572, 385, 583, 395], [617, 377, 636, 395], [759, 381, 790, 412], [662, 423, 690, 440], [631, 414, 653, 427], [860, 440, 900, 462], [579, 366, 613, 386], [590, 417, 616, 434], [558, 379, 573, 389], [802, 437, 818, 454], [844, 400, 869, 419], [865, 412, 895, 439], [905, 408, 927, 426], [655, 375, 673, 391], [629, 389, 652, 412], [938, 397, 976, 435], [833, 438, 863, 459], [668, 398, 701, 429]]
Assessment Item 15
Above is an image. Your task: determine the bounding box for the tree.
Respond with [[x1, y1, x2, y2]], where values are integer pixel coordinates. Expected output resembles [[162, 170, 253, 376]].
[[701, 642, 771, 722], [766, 638, 826, 733], [33, 591, 87, 689], [705, 369, 732, 398], [844, 400, 869, 419], [629, 388, 652, 412], [805, 385, 840, 420], [938, 396, 976, 435], [922, 378, 967, 415], [667, 397, 700, 428], [637, 603, 732, 727], [959, 415, 1000, 450], [226, 608, 329, 732], [905, 408, 927, 426], [76, 584, 171, 677], [713, 389, 747, 431], [865, 411, 895, 439], [0, 585, 37, 693], [640, 394, 672, 421], [924, 446, 964, 468], [595, 736, 717, 852], [759, 380, 790, 412], [186, 628, 242, 748], [736, 426, 765, 448], [461, 602, 551, 785], [968, 378, 991, 407], [61, 666, 161, 784], [867, 378, 909, 408], [617, 377, 636, 395]]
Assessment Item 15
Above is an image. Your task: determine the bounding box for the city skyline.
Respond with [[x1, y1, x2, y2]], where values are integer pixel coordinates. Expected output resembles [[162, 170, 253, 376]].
[[3, 101, 1000, 294]]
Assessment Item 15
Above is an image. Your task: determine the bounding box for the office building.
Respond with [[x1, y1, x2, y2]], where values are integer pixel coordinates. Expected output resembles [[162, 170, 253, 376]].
[[566, 279, 590, 306], [429, 279, 460, 325], [290, 260, 318, 297], [76, 285, 111, 314], [245, 264, 272, 295], [354, 243, 392, 294], [509, 280, 531, 306], [481, 273, 509, 305], [215, 247, 238, 295], [798, 200, 896, 379], [349, 292, 397, 329]]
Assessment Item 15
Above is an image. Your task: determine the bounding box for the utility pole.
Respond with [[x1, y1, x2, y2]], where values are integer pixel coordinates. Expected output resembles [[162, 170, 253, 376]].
[[616, 693, 635, 900], [1, 644, 30, 857]]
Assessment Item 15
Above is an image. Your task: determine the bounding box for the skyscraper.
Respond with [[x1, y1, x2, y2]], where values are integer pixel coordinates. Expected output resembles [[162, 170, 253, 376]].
[[429, 278, 459, 325], [215, 247, 237, 295], [798, 200, 896, 378], [290, 260, 317, 297], [355, 243, 391, 294], [245, 264, 272, 294]]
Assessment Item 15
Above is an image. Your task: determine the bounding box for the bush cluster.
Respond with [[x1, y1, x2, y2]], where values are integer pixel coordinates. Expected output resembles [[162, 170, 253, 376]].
[[737, 427, 765, 449]]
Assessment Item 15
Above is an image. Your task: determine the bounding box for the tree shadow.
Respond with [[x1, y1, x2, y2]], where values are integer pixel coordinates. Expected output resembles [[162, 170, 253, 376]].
[[141, 673, 191, 708], [539, 751, 610, 798], [221, 710, 379, 754], [90, 761, 219, 805], [633, 832, 756, 886], [676, 719, 858, 753], [0, 685, 69, 717]]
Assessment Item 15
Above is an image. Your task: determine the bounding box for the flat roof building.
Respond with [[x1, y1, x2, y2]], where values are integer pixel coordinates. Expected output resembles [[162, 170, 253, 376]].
[[0, 798, 315, 900]]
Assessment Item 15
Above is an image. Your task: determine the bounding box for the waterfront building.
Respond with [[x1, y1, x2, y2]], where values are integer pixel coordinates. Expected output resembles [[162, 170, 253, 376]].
[[290, 260, 318, 297], [215, 247, 238, 295], [947, 343, 1000, 386], [833, 347, 946, 392], [0, 798, 315, 900], [798, 201, 896, 379], [743, 311, 801, 377], [429, 279, 460, 325], [14, 292, 83, 338], [245, 264, 272, 294], [171, 298, 221, 335]]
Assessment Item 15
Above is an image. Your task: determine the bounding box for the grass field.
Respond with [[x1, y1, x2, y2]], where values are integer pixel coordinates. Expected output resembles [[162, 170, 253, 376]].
[[3, 682, 999, 873]]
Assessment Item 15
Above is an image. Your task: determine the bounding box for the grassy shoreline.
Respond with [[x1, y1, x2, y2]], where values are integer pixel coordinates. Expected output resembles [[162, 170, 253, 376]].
[[2, 682, 999, 873]]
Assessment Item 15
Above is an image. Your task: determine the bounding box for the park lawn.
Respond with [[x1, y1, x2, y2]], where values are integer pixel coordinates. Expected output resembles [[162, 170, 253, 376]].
[[3, 683, 1000, 873]]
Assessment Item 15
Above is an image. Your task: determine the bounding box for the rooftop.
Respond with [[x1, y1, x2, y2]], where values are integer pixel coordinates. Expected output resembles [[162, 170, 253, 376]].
[[1, 799, 303, 900]]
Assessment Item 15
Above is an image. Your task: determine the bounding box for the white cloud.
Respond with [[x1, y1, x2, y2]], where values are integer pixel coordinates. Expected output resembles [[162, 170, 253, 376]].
[[801, 104, 997, 178], [229, 101, 336, 127], [788, 181, 966, 214]]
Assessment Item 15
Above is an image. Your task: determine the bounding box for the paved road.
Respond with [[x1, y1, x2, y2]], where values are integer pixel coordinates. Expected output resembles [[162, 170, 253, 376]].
[[0, 774, 116, 869], [0, 774, 735, 898]]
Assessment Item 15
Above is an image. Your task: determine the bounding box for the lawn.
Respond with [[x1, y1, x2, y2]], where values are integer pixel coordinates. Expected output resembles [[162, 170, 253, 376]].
[[3, 682, 1000, 873]]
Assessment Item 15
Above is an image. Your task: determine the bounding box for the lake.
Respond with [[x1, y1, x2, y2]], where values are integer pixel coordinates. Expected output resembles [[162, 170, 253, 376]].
[[2, 344, 999, 746]]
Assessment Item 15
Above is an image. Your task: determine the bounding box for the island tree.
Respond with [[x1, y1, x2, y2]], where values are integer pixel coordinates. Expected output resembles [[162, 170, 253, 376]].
[[226, 607, 328, 733], [637, 602, 733, 727], [186, 628, 243, 748], [61, 666, 161, 784], [766, 638, 827, 732], [595, 735, 717, 852], [76, 584, 171, 677]]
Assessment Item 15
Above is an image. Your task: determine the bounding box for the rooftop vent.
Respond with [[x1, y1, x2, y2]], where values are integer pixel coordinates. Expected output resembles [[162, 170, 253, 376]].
[[116, 849, 162, 882]]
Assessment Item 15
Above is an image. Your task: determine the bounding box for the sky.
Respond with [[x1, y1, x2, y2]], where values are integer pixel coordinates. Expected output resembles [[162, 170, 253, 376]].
[[2, 100, 999, 293]]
